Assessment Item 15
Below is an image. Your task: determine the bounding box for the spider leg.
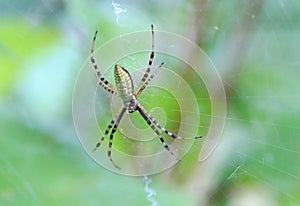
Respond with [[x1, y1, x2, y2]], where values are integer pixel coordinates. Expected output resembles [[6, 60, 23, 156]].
[[155, 120, 202, 139], [135, 62, 164, 98], [136, 25, 155, 92], [107, 107, 126, 169], [136, 103, 180, 161], [92, 118, 115, 152], [91, 30, 118, 95], [93, 106, 126, 169], [136, 102, 202, 139]]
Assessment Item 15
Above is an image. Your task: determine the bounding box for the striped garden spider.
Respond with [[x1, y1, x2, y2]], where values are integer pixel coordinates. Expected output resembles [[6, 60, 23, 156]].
[[91, 25, 202, 169]]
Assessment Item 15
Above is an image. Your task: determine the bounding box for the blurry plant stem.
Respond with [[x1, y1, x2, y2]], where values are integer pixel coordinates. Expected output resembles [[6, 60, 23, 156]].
[[164, 0, 265, 205], [188, 0, 265, 97]]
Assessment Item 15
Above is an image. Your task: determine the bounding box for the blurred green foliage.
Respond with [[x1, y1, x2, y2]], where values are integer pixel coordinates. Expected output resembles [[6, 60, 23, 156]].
[[1, 0, 300, 205]]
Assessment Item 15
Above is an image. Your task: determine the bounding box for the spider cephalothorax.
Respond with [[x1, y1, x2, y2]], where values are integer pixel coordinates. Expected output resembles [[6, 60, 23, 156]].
[[91, 25, 202, 169]]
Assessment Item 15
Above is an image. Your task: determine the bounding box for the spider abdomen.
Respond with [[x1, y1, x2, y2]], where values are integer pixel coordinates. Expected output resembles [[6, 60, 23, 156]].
[[114, 65, 134, 108]]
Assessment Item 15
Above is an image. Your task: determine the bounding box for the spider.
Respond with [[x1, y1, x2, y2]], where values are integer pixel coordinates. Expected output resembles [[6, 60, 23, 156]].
[[91, 25, 202, 169]]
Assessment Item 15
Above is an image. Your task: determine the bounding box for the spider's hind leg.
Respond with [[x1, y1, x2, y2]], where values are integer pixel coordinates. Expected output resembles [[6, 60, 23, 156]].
[[107, 123, 122, 169], [136, 103, 180, 161], [140, 105, 203, 140], [93, 107, 126, 169], [106, 107, 126, 169], [92, 118, 115, 152]]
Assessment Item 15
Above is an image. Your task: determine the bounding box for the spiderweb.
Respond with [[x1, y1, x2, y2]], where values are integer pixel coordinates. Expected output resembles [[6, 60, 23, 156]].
[[1, 0, 299, 205]]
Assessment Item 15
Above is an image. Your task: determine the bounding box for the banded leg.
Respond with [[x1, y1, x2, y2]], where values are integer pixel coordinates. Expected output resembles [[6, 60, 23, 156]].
[[91, 30, 118, 95], [135, 62, 164, 98], [92, 106, 126, 169], [136, 24, 155, 92], [107, 107, 126, 169], [92, 118, 115, 152], [136, 103, 179, 161], [138, 102, 202, 140]]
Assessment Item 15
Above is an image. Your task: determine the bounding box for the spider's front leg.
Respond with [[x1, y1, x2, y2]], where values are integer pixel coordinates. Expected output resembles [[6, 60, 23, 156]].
[[91, 30, 118, 96], [134, 25, 165, 98], [137, 24, 155, 90], [135, 62, 164, 98]]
